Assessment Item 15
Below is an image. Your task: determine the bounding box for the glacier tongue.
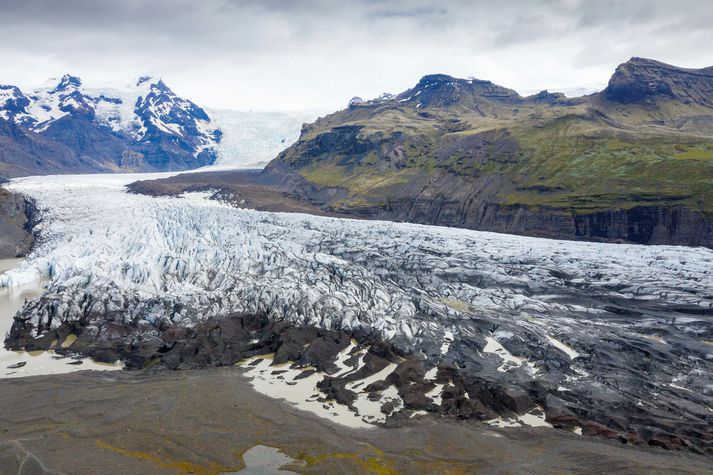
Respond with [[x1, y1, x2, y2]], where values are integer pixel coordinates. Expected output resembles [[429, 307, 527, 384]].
[[3, 171, 713, 348]]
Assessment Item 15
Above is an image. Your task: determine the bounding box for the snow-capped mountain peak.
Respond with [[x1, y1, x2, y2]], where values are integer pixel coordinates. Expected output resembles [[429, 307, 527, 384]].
[[0, 85, 30, 121], [54, 74, 82, 92], [53, 74, 95, 118], [3, 74, 221, 159], [134, 77, 214, 149], [19, 75, 84, 128]]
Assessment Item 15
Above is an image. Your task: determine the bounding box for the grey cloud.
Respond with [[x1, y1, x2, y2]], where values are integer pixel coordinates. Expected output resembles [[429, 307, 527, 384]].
[[368, 6, 448, 19], [0, 0, 712, 110]]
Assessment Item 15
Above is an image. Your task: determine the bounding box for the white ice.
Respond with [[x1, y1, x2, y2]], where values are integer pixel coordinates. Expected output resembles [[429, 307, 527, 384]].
[[3, 172, 713, 355]]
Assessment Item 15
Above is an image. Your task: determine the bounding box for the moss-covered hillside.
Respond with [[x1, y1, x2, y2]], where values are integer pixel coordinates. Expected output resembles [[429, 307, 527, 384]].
[[267, 58, 713, 246]]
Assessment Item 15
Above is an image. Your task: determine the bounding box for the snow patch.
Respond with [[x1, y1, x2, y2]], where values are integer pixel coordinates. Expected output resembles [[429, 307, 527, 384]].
[[546, 335, 580, 360], [239, 353, 401, 428], [208, 109, 321, 168], [483, 336, 537, 375]]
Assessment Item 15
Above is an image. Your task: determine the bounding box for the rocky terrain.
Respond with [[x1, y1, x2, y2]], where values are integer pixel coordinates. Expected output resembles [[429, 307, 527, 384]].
[[261, 57, 713, 247], [2, 173, 712, 455], [0, 184, 35, 259], [126, 169, 342, 216]]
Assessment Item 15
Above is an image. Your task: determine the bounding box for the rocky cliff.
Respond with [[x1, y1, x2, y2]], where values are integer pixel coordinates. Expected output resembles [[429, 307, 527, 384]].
[[0, 185, 35, 258]]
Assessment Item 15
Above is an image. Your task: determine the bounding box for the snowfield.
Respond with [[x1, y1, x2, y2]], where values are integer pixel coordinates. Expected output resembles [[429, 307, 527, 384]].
[[208, 109, 320, 168], [2, 172, 713, 430]]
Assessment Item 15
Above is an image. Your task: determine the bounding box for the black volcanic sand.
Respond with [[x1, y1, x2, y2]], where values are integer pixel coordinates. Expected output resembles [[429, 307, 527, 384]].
[[0, 368, 711, 475]]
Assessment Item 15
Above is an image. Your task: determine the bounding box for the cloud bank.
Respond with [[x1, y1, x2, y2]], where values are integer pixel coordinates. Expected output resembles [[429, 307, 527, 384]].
[[2, 0, 712, 110]]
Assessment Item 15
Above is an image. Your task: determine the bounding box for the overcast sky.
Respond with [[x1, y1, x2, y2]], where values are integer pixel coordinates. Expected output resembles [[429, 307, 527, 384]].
[[2, 0, 712, 111]]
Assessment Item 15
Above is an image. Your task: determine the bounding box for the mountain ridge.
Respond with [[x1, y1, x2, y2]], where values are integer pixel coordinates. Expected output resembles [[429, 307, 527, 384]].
[[262, 57, 713, 247], [604, 57, 713, 105], [0, 74, 221, 178]]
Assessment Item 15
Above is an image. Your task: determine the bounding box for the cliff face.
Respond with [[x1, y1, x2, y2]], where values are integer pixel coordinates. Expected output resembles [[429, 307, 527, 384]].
[[0, 186, 35, 258], [266, 57, 713, 248], [604, 57, 713, 106], [572, 206, 713, 246], [266, 163, 713, 247]]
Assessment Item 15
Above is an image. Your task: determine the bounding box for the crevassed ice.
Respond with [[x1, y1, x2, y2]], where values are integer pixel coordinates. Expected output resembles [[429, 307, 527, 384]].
[[2, 172, 713, 366]]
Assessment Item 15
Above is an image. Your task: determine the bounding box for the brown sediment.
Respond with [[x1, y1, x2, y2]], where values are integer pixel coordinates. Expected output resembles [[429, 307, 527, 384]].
[[0, 367, 711, 474]]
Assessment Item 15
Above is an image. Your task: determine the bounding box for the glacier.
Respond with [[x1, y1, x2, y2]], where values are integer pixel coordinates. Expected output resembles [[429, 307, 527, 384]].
[[208, 109, 321, 168], [3, 172, 713, 366], [1, 171, 713, 445]]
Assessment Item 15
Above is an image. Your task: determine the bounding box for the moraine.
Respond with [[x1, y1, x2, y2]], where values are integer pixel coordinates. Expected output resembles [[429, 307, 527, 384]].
[[1, 171, 712, 451]]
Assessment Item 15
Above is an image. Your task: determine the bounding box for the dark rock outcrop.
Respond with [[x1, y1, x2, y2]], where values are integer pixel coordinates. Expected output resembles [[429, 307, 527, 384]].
[[572, 205, 713, 246], [40, 116, 136, 168], [395, 74, 522, 108], [604, 57, 713, 106], [0, 187, 37, 258]]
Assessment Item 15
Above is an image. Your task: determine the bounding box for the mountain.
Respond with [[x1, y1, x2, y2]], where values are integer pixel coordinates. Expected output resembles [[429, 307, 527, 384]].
[[604, 57, 713, 106], [0, 117, 97, 177], [0, 85, 31, 120], [0, 75, 220, 178], [265, 58, 713, 247]]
